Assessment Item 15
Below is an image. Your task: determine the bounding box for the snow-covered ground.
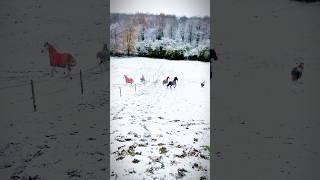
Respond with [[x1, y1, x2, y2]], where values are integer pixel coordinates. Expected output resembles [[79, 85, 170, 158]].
[[0, 0, 109, 179], [212, 0, 320, 179], [110, 57, 210, 179]]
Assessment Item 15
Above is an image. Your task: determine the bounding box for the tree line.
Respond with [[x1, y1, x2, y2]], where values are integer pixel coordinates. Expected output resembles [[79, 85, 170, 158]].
[[110, 13, 211, 61]]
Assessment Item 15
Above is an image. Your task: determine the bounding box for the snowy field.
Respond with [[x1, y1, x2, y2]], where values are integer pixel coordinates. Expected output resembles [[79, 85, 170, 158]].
[[212, 0, 320, 179], [0, 0, 109, 179], [110, 57, 210, 179]]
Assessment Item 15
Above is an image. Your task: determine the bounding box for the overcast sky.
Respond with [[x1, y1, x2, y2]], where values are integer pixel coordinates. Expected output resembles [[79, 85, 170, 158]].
[[110, 0, 210, 17]]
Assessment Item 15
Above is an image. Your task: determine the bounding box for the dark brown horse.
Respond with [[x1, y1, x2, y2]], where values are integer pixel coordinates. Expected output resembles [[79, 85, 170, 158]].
[[210, 48, 218, 79], [167, 77, 178, 88], [96, 43, 109, 69], [42, 42, 77, 76], [291, 62, 304, 81]]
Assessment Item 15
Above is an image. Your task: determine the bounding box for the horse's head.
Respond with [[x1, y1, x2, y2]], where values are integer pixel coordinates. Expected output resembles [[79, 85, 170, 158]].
[[103, 43, 108, 51], [298, 62, 304, 69], [174, 77, 178, 81], [210, 49, 218, 61], [41, 42, 50, 53]]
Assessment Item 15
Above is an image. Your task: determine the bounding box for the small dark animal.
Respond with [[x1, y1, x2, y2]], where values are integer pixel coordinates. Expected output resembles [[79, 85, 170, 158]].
[[96, 43, 109, 65], [210, 49, 218, 61], [291, 62, 304, 81], [163, 76, 169, 85], [167, 77, 178, 88], [201, 81, 205, 87], [210, 48, 218, 79], [140, 74, 145, 83]]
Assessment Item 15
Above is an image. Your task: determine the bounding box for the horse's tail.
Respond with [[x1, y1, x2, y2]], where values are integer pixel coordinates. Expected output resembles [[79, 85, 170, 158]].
[[69, 55, 77, 67]]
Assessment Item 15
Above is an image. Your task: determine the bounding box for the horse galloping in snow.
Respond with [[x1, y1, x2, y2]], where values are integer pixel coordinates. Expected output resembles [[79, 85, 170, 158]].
[[96, 43, 109, 70], [162, 76, 169, 85], [210, 48, 218, 79], [167, 77, 178, 88], [42, 42, 77, 77], [291, 62, 304, 81], [140, 75, 145, 83], [124, 75, 134, 84]]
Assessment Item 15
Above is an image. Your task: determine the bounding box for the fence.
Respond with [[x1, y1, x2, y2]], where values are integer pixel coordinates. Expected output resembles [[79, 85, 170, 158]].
[[0, 64, 106, 112]]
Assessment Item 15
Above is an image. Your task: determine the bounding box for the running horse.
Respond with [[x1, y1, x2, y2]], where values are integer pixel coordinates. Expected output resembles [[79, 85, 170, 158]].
[[42, 42, 77, 77], [124, 75, 134, 84], [210, 48, 218, 79], [96, 43, 109, 65]]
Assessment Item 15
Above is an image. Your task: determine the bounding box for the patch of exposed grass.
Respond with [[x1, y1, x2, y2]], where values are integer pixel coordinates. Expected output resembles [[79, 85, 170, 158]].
[[201, 145, 210, 152], [200, 176, 207, 180], [176, 151, 187, 158], [159, 147, 168, 154]]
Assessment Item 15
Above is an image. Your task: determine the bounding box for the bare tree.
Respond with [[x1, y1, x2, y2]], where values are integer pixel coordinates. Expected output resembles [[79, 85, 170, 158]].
[[121, 23, 137, 55]]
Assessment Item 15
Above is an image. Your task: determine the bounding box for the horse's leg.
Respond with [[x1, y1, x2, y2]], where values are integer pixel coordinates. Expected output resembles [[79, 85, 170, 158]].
[[67, 65, 73, 79], [63, 64, 70, 75], [98, 59, 103, 72], [51, 67, 54, 77], [103, 60, 107, 72], [65, 67, 68, 76], [51, 66, 57, 77], [67, 65, 71, 77]]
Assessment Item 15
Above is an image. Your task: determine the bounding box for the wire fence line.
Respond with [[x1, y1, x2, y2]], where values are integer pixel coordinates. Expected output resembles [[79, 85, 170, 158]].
[[0, 64, 102, 91], [0, 64, 107, 110]]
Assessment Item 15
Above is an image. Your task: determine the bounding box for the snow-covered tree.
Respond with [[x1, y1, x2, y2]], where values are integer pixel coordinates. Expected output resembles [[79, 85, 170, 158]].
[[110, 13, 211, 61]]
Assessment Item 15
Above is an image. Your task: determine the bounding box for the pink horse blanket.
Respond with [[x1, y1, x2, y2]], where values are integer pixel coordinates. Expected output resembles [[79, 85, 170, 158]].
[[124, 75, 134, 84], [47, 44, 76, 68]]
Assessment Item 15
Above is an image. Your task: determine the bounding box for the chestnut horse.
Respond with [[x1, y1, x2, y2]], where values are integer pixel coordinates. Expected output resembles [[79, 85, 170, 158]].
[[42, 42, 77, 76]]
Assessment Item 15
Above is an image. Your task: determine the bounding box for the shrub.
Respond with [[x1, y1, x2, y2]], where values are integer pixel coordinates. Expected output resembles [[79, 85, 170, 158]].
[[126, 39, 210, 61]]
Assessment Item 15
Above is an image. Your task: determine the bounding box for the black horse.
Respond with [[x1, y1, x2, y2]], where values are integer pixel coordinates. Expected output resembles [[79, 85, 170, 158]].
[[201, 81, 205, 87], [167, 77, 178, 88], [96, 43, 109, 65], [210, 49, 218, 61], [291, 62, 304, 81], [210, 49, 218, 79]]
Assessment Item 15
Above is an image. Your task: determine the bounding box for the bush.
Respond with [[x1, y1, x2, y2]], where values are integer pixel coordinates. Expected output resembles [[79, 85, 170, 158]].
[[165, 49, 184, 60], [198, 48, 210, 62], [130, 39, 210, 61]]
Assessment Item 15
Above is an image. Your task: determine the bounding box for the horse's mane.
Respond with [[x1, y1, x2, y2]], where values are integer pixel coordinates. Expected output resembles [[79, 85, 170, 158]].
[[47, 43, 59, 54]]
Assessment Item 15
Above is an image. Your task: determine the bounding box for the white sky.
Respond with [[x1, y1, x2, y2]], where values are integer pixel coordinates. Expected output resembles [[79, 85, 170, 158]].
[[110, 0, 210, 17]]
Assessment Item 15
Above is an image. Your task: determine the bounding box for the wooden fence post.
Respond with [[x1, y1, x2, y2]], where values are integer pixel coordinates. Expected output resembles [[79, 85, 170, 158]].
[[30, 80, 37, 112], [80, 69, 83, 95]]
